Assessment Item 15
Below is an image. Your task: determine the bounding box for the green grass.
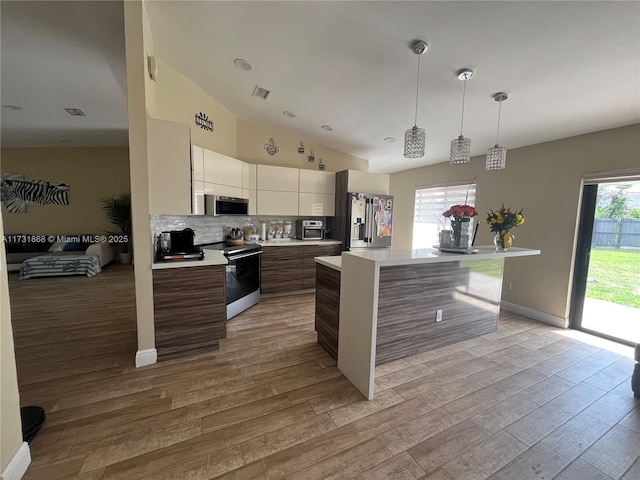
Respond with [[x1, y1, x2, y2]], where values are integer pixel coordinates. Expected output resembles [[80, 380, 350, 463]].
[[586, 248, 640, 308]]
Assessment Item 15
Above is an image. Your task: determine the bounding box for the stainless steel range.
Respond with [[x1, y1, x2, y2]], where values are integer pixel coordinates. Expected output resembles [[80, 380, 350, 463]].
[[202, 242, 261, 319]]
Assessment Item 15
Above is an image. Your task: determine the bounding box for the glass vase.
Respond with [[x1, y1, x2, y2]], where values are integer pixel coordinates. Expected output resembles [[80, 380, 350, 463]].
[[494, 232, 514, 251], [450, 218, 473, 249]]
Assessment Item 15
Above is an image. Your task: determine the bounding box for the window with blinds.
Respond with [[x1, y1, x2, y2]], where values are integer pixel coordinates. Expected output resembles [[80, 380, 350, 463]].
[[413, 183, 477, 249]]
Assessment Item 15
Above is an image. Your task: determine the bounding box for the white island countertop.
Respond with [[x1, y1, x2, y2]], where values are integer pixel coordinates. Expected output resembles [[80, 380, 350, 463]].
[[316, 246, 540, 272]]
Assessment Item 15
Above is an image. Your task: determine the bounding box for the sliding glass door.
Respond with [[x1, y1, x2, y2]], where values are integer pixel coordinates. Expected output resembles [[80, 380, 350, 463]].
[[570, 180, 640, 346]]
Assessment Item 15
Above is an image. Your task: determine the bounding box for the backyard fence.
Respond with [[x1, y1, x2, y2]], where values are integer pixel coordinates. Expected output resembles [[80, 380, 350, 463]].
[[592, 218, 640, 248]]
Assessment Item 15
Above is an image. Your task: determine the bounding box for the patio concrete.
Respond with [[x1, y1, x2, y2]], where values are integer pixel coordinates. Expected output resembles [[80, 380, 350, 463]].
[[582, 296, 640, 344]]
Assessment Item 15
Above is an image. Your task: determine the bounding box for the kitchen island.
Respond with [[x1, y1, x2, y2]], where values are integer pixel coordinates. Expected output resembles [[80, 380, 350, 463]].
[[315, 246, 541, 399]]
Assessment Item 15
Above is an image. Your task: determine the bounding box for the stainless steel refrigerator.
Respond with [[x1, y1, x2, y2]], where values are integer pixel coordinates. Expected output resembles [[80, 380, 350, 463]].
[[346, 192, 394, 249]]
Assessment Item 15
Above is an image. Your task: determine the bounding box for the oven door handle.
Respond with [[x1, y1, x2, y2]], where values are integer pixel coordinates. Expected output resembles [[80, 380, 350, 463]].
[[226, 250, 262, 262]]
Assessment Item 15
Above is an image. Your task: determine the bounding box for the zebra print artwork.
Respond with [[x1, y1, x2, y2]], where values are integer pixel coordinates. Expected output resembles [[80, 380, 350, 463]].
[[45, 182, 70, 205], [1, 174, 44, 213]]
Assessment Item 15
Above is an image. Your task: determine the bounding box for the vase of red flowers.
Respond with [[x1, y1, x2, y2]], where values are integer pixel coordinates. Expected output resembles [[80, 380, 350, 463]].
[[443, 204, 479, 249]]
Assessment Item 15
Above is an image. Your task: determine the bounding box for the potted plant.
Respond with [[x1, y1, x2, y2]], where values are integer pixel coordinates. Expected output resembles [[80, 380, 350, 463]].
[[101, 193, 132, 263]]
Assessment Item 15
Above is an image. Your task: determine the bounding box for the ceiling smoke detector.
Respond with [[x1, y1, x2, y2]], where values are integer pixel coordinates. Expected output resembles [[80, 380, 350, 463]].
[[251, 86, 270, 100], [64, 108, 85, 116]]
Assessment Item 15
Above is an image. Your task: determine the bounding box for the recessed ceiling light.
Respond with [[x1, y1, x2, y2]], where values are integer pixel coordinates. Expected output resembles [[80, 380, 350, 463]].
[[321, 125, 334, 132], [282, 111, 296, 118], [234, 58, 253, 71], [64, 107, 85, 116], [384, 137, 396, 143], [251, 85, 270, 100], [2, 105, 23, 111]]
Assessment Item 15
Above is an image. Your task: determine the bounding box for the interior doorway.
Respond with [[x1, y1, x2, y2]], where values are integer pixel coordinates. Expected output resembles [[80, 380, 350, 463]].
[[571, 179, 640, 346]]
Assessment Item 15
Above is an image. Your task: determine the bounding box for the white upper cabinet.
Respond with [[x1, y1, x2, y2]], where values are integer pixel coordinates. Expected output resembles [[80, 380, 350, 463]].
[[148, 118, 192, 216], [243, 163, 257, 214], [192, 145, 204, 181], [257, 165, 299, 192], [256, 165, 300, 215], [203, 182, 243, 199], [298, 170, 335, 216], [299, 193, 335, 216], [257, 190, 298, 216], [242, 163, 256, 190], [204, 150, 243, 189], [299, 170, 335, 194], [192, 180, 205, 215]]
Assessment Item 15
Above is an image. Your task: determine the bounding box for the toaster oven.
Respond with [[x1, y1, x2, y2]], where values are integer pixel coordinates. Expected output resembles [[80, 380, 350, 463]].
[[295, 220, 323, 240]]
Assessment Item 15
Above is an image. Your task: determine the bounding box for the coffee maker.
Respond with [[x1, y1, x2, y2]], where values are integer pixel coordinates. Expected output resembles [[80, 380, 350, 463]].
[[156, 228, 203, 261]]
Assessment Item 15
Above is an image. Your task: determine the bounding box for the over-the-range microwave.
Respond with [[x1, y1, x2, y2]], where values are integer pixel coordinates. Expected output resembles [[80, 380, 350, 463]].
[[204, 195, 249, 216]]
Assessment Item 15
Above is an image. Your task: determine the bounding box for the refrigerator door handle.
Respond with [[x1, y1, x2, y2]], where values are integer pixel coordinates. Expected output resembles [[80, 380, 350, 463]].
[[365, 198, 374, 244]]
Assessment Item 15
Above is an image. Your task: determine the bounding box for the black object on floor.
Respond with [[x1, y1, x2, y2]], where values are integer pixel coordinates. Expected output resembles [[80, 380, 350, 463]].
[[633, 344, 640, 399], [21, 406, 45, 444]]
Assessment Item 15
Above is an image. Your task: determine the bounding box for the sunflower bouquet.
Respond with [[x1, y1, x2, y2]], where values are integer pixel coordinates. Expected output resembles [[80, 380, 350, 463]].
[[485, 205, 525, 233], [486, 205, 524, 250]]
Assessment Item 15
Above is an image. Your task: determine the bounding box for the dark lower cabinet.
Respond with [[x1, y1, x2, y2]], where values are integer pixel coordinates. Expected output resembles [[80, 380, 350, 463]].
[[303, 244, 342, 289], [315, 264, 341, 360], [153, 265, 226, 361], [260, 246, 304, 294], [261, 244, 341, 294]]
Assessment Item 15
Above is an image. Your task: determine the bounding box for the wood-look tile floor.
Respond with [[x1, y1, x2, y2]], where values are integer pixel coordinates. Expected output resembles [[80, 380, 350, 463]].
[[8, 264, 640, 480]]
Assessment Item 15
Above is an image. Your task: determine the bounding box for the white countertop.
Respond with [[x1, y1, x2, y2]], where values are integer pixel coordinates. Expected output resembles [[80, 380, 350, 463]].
[[315, 246, 540, 271], [152, 249, 227, 269], [315, 255, 343, 271], [257, 239, 341, 247]]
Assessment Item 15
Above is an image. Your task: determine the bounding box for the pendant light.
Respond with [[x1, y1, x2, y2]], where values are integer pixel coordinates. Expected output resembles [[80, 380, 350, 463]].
[[404, 40, 428, 158], [486, 92, 509, 170], [450, 69, 474, 164]]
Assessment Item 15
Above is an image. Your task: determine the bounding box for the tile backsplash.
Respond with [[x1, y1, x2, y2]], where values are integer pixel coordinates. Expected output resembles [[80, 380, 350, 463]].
[[151, 215, 328, 245]]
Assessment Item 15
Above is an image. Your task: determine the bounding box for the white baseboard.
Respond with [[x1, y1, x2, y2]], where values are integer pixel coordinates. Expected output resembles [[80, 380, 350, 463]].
[[501, 301, 567, 328], [1, 442, 31, 480], [135, 348, 157, 368]]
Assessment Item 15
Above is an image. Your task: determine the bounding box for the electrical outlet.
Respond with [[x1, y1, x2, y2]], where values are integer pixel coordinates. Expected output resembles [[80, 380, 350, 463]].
[[507, 282, 513, 290], [435, 309, 443, 322]]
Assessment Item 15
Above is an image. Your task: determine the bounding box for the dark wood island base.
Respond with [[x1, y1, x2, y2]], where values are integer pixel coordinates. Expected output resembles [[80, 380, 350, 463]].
[[315, 263, 341, 360]]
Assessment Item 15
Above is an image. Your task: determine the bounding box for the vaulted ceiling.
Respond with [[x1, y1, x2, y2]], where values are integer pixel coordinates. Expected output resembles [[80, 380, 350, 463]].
[[2, 1, 639, 173]]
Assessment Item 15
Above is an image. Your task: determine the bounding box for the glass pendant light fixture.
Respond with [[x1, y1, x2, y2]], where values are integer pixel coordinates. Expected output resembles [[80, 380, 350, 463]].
[[450, 69, 474, 164], [486, 92, 509, 170], [404, 40, 428, 158]]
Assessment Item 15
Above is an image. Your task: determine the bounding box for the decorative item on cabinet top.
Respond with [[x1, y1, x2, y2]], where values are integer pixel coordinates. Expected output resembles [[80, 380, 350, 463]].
[[264, 137, 279, 155], [195, 112, 214, 132], [297, 141, 305, 154]]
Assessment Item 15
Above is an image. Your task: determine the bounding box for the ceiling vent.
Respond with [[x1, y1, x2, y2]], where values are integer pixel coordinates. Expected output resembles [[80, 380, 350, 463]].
[[251, 86, 270, 100], [64, 108, 85, 116]]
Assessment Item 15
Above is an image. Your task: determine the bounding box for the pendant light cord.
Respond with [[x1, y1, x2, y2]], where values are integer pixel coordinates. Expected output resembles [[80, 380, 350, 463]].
[[459, 79, 467, 136], [414, 54, 421, 127], [495, 101, 503, 145]]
